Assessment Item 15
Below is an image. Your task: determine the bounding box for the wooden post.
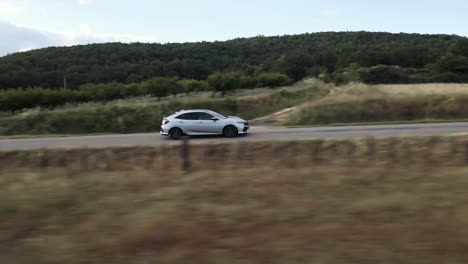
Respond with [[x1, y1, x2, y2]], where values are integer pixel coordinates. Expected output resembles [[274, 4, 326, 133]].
[[346, 141, 357, 166], [425, 137, 439, 167], [311, 140, 323, 164], [39, 148, 49, 170], [366, 137, 376, 166], [464, 141, 468, 166], [386, 139, 398, 168], [80, 147, 88, 172], [182, 138, 190, 172]]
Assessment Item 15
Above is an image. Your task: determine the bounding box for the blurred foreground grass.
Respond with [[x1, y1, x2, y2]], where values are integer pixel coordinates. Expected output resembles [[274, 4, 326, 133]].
[[2, 136, 468, 263]]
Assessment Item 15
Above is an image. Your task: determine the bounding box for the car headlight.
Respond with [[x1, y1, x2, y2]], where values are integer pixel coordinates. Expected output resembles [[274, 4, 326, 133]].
[[162, 119, 170, 125]]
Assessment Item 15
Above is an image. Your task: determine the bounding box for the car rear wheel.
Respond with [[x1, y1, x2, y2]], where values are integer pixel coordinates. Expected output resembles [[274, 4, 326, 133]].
[[169, 128, 183, 140], [223, 125, 238, 138]]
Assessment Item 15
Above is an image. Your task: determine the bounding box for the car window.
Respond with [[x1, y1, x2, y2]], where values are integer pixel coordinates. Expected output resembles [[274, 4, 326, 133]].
[[175, 113, 197, 120], [197, 112, 214, 120], [210, 111, 226, 119]]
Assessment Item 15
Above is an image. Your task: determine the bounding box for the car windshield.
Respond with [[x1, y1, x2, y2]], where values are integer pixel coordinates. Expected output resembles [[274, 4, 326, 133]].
[[210, 111, 227, 119]]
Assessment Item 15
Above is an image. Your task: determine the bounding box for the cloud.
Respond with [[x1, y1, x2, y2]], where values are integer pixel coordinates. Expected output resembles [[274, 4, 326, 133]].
[[0, 2, 24, 19], [0, 20, 157, 56], [79, 24, 92, 35]]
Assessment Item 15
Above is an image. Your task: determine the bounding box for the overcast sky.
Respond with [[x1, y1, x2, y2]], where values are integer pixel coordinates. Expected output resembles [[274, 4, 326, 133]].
[[0, 0, 467, 57]]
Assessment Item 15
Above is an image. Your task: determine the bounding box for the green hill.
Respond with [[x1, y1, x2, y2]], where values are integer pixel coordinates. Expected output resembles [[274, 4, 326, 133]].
[[1, 31, 468, 89]]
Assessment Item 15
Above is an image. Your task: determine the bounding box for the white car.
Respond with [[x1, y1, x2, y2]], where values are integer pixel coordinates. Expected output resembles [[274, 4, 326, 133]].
[[160, 109, 249, 139]]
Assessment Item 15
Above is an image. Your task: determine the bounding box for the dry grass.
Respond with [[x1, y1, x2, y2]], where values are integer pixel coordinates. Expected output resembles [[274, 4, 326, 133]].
[[2, 137, 468, 263], [2, 166, 468, 264], [374, 83, 468, 95], [284, 81, 468, 126], [335, 82, 468, 98]]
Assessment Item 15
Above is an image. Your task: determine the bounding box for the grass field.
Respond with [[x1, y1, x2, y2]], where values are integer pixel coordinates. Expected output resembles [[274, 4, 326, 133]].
[[2, 136, 468, 263], [3, 166, 468, 264], [284, 82, 468, 126]]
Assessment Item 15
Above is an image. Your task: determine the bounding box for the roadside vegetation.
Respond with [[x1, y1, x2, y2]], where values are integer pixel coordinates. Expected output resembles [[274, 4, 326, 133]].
[[2, 136, 468, 263], [0, 80, 329, 135], [0, 72, 292, 113]]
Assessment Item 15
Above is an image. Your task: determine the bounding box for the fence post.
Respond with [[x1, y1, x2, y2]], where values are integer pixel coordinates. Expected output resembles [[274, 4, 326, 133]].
[[401, 142, 412, 167], [311, 140, 323, 164], [181, 138, 190, 172], [449, 138, 458, 165], [39, 148, 49, 171], [145, 147, 157, 170], [101, 149, 115, 171], [346, 141, 357, 166], [56, 150, 67, 168], [425, 137, 439, 166], [80, 147, 88, 172], [236, 142, 247, 168], [0, 152, 8, 174], [366, 137, 376, 166], [464, 141, 468, 166], [386, 139, 399, 168]]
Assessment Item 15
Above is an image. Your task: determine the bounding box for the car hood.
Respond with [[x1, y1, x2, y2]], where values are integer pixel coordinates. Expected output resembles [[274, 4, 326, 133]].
[[227, 116, 247, 122]]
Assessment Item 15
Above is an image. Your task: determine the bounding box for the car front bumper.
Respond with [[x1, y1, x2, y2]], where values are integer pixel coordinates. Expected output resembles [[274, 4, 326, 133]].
[[238, 123, 249, 134]]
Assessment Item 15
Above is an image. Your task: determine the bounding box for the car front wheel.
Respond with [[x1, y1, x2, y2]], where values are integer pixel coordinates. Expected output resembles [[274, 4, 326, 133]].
[[223, 125, 238, 138]]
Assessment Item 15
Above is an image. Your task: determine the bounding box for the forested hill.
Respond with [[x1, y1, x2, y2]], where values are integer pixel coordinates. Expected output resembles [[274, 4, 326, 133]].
[[1, 31, 468, 89]]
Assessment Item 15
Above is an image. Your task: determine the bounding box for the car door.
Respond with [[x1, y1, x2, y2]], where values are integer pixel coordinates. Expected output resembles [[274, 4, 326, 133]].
[[174, 113, 198, 134], [194, 112, 222, 134]]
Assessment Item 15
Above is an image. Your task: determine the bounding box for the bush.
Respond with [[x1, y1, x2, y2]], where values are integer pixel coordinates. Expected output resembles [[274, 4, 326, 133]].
[[256, 73, 292, 87], [358, 65, 408, 84], [429, 72, 461, 83]]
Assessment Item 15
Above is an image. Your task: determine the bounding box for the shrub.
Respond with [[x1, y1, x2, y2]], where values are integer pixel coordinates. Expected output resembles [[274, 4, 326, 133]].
[[256, 72, 292, 87]]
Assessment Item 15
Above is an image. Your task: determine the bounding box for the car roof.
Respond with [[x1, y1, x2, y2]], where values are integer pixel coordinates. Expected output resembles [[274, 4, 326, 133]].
[[182, 109, 211, 112], [168, 109, 214, 117], [178, 109, 213, 114]]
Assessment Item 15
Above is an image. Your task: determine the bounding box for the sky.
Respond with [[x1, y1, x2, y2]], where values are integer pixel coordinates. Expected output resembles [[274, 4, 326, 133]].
[[0, 0, 467, 56]]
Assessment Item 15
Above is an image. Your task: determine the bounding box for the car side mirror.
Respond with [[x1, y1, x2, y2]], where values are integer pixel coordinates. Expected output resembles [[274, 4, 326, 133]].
[[211, 117, 219, 121]]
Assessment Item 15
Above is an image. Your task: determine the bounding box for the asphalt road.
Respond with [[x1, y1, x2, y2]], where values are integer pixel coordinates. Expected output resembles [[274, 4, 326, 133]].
[[1, 122, 468, 150]]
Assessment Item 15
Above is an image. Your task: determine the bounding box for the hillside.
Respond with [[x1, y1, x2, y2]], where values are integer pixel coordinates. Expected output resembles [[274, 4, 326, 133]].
[[284, 82, 468, 126], [1, 31, 468, 89]]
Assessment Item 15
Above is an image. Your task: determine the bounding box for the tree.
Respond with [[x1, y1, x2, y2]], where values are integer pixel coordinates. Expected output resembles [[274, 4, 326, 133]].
[[207, 72, 241, 96], [178, 79, 209, 96], [451, 39, 468, 57], [276, 53, 313, 81], [142, 78, 169, 101]]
